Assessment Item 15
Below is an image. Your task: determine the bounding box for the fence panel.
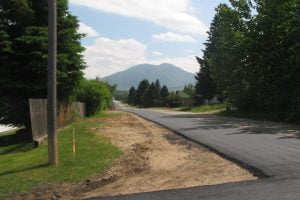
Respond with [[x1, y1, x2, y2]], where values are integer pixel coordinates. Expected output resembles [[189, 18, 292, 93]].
[[57, 103, 73, 129], [29, 99, 48, 142], [73, 102, 86, 117], [29, 99, 86, 143]]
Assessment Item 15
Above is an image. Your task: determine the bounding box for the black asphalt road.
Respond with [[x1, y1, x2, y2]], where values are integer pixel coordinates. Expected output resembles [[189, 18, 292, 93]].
[[90, 106, 300, 200]]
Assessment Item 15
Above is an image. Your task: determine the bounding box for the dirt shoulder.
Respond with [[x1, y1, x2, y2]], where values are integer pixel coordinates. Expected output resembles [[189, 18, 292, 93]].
[[82, 111, 256, 198], [9, 111, 256, 200]]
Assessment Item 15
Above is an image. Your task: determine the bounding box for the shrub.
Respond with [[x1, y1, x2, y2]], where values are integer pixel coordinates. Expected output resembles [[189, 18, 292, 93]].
[[75, 79, 112, 116], [167, 92, 182, 108]]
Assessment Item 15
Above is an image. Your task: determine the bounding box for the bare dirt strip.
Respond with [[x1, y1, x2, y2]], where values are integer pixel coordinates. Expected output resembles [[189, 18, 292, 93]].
[[10, 111, 256, 200], [82, 112, 255, 199]]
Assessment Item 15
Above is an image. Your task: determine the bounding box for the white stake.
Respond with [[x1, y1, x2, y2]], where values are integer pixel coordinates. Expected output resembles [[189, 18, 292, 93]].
[[73, 128, 76, 155]]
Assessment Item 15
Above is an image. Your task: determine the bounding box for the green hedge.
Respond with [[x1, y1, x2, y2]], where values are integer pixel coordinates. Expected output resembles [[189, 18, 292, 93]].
[[75, 79, 112, 116]]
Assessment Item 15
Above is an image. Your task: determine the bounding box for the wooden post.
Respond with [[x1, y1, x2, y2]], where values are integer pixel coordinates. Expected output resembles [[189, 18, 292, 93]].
[[47, 0, 58, 165]]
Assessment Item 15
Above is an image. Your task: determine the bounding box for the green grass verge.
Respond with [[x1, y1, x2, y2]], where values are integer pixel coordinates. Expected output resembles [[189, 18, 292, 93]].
[[0, 112, 122, 199], [178, 103, 226, 113]]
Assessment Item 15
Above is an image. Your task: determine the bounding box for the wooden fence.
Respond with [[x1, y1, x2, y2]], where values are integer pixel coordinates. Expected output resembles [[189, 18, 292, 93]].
[[29, 99, 86, 143], [29, 99, 48, 142], [73, 102, 86, 117]]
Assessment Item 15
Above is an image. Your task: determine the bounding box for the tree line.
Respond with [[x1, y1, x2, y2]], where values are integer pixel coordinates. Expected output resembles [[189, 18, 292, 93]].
[[194, 0, 300, 122], [127, 79, 169, 107]]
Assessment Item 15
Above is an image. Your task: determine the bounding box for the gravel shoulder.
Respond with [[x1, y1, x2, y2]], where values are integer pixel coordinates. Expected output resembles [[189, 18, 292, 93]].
[[82, 111, 256, 199]]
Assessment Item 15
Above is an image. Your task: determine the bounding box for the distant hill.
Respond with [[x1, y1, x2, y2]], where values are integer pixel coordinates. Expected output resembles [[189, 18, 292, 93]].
[[102, 63, 195, 91]]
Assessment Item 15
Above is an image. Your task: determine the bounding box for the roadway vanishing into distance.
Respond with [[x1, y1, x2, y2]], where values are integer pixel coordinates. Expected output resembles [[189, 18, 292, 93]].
[[90, 104, 300, 200]]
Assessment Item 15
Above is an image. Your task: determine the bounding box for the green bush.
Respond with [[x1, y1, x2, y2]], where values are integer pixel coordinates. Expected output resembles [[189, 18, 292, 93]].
[[75, 79, 112, 116], [167, 92, 182, 108], [114, 90, 129, 103]]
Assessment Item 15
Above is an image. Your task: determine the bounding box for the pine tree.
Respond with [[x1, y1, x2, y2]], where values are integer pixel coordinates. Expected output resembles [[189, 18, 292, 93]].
[[135, 79, 150, 107], [154, 79, 162, 106], [143, 83, 156, 107], [128, 86, 136, 105], [0, 0, 85, 130], [161, 85, 169, 106], [194, 57, 216, 105]]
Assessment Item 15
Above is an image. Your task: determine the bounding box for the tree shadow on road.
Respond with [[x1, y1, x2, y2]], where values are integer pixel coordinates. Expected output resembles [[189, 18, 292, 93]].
[[163, 113, 300, 140]]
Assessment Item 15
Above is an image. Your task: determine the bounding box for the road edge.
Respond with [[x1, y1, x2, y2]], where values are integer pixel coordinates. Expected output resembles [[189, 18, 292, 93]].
[[123, 109, 270, 179]]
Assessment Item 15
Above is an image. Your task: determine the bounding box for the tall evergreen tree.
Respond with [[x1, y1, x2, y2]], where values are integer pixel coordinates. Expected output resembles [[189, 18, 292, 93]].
[[205, 2, 251, 107], [194, 57, 216, 105], [128, 86, 136, 105], [143, 83, 156, 107], [0, 0, 85, 129], [161, 85, 169, 106], [135, 79, 150, 107], [154, 79, 162, 106]]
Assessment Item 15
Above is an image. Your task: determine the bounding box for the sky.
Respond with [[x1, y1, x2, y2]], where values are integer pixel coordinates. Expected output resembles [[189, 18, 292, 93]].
[[68, 0, 229, 78]]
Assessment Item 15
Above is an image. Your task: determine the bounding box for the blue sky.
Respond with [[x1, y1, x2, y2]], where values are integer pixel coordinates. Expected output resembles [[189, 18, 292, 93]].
[[68, 0, 229, 78]]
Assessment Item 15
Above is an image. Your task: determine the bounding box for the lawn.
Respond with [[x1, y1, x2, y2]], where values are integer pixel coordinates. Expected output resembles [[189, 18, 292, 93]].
[[0, 112, 122, 199]]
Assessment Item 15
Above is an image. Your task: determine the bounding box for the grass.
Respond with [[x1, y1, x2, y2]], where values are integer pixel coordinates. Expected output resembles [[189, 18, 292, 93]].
[[0, 112, 122, 199], [178, 103, 227, 113]]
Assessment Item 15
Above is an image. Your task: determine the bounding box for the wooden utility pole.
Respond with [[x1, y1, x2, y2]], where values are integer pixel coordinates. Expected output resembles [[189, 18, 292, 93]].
[[47, 0, 58, 165]]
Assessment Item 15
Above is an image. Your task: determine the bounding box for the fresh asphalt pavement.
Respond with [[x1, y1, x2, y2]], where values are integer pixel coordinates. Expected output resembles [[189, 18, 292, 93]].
[[90, 105, 300, 200]]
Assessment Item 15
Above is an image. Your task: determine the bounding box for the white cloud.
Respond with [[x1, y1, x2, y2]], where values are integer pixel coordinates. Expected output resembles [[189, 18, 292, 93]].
[[152, 32, 197, 43], [70, 0, 208, 35], [185, 49, 194, 54], [83, 36, 200, 78], [83, 37, 147, 78], [78, 22, 98, 37], [149, 56, 198, 74], [152, 51, 163, 57]]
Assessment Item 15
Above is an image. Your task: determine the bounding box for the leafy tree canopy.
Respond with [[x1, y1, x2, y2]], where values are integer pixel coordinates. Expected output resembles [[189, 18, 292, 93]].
[[195, 0, 300, 121]]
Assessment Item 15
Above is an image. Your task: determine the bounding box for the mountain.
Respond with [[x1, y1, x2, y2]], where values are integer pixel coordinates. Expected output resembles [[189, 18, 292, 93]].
[[102, 63, 195, 91]]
